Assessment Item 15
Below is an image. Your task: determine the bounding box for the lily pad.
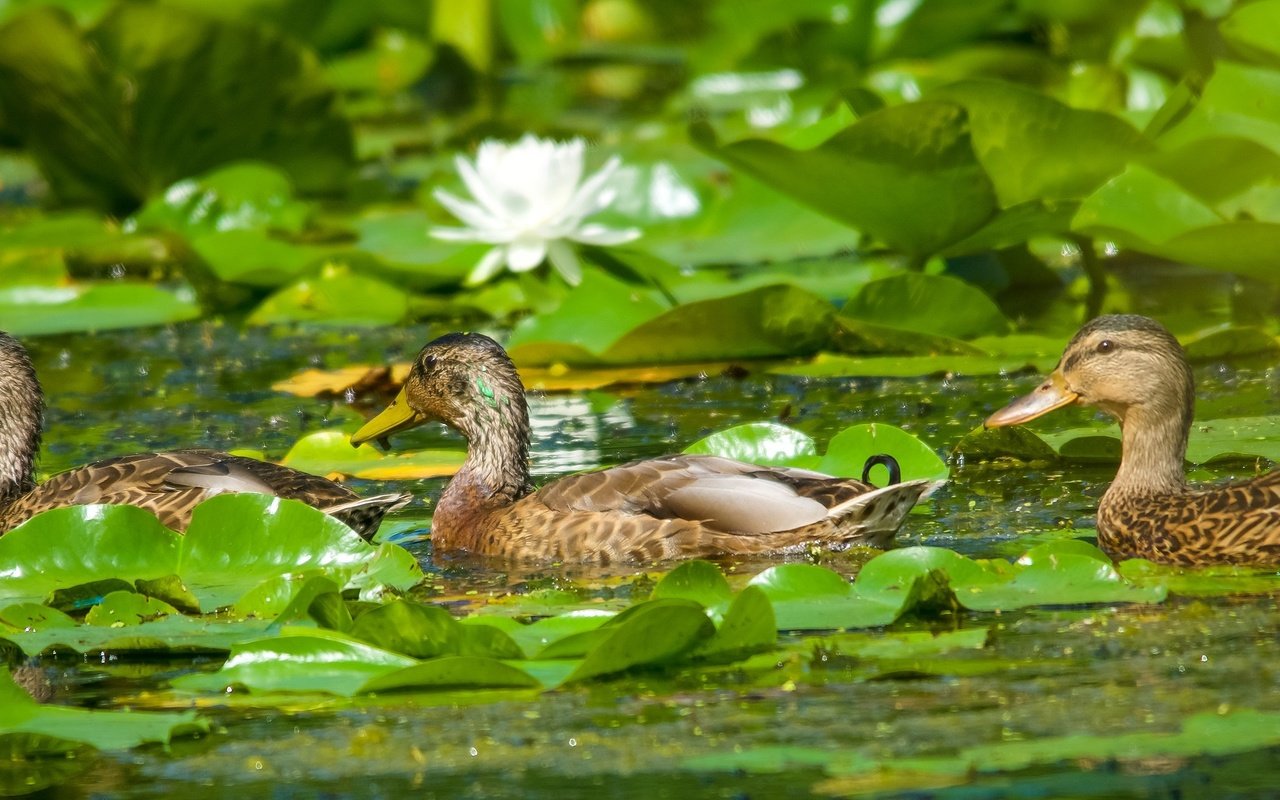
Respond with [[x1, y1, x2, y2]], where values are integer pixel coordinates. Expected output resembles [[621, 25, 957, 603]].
[[279, 429, 464, 481], [0, 282, 200, 336], [691, 102, 999, 256], [357, 656, 541, 694], [562, 599, 717, 683], [1, 667, 206, 750], [835, 273, 1010, 354], [0, 495, 421, 609], [246, 263, 411, 327], [130, 162, 312, 236], [172, 633, 416, 696]]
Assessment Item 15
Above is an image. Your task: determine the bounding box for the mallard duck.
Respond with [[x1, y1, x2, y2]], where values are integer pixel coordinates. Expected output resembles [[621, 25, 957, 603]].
[[0, 332, 408, 539], [985, 314, 1280, 565], [350, 332, 940, 563]]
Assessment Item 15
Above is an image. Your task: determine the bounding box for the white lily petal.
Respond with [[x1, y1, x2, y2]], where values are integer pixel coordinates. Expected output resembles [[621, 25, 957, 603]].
[[562, 156, 624, 221], [547, 240, 582, 286], [430, 226, 513, 245], [433, 188, 502, 232], [455, 155, 509, 218], [465, 247, 508, 287], [506, 238, 548, 272], [570, 224, 641, 245]]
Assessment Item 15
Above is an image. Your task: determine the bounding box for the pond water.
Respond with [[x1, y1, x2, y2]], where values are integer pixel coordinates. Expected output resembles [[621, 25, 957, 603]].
[[13, 323, 1280, 798]]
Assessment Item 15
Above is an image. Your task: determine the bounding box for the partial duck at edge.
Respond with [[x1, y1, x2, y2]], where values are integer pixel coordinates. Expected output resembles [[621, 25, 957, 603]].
[[986, 314, 1280, 565], [0, 332, 407, 539]]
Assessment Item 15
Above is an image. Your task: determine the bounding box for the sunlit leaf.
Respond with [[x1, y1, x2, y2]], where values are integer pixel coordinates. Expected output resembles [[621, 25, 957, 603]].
[[562, 599, 716, 683], [692, 102, 999, 256]]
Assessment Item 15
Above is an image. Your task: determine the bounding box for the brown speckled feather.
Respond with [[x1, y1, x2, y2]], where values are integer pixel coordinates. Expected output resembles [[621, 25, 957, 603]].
[[0, 332, 408, 540], [352, 333, 941, 563], [1098, 470, 1280, 565], [987, 314, 1280, 566]]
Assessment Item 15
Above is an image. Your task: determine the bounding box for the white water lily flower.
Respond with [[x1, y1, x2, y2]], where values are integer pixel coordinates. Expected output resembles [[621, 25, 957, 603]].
[[431, 134, 641, 286]]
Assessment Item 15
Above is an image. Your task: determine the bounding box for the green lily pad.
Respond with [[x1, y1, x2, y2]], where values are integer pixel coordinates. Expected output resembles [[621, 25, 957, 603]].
[[357, 656, 541, 694], [346, 600, 465, 659], [0, 616, 275, 657], [692, 586, 776, 661], [465, 611, 615, 659], [691, 102, 999, 256], [187, 229, 326, 287], [562, 599, 716, 684], [836, 273, 1010, 354], [682, 422, 817, 467], [0, 282, 201, 336], [1, 667, 206, 750], [0, 505, 180, 603], [83, 591, 178, 627], [0, 495, 421, 610], [247, 263, 411, 327], [930, 79, 1150, 206], [684, 421, 946, 482], [0, 604, 76, 631], [651, 560, 734, 608], [279, 429, 464, 481], [172, 633, 416, 697], [819, 424, 949, 483], [130, 162, 312, 236]]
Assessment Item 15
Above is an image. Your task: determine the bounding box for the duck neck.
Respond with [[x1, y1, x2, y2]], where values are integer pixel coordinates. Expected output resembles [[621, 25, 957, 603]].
[[1110, 403, 1190, 497], [0, 335, 43, 508], [445, 380, 533, 508]]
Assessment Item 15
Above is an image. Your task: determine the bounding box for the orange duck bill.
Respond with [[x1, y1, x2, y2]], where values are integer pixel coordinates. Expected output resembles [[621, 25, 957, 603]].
[[985, 370, 1079, 428]]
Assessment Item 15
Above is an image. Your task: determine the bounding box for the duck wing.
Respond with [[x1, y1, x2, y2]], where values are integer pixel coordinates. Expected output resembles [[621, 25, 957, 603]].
[[535, 454, 879, 535]]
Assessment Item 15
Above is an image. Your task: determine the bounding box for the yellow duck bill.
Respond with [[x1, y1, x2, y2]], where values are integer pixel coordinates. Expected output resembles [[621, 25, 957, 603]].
[[351, 387, 429, 446], [985, 371, 1079, 428]]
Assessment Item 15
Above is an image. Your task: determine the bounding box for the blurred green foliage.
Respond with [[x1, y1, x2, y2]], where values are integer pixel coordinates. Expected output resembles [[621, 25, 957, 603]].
[[0, 0, 1276, 356]]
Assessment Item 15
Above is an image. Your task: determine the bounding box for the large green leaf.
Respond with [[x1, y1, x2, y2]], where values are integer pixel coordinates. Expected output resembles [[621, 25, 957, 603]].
[[692, 102, 999, 256], [0, 615, 275, 657], [172, 633, 417, 696], [357, 656, 541, 693], [130, 162, 312, 236], [246, 264, 411, 327], [0, 282, 201, 336], [836, 273, 1010, 354], [0, 4, 353, 212], [0, 505, 180, 603], [0, 495, 421, 609], [1220, 0, 1280, 63], [683, 422, 817, 467], [818, 424, 949, 483], [0, 667, 206, 751], [563, 599, 716, 683], [1157, 61, 1280, 155], [930, 80, 1149, 206]]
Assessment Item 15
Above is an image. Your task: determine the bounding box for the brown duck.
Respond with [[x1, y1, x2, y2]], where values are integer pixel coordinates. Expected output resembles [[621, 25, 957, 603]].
[[0, 331, 407, 539], [986, 314, 1280, 565], [350, 332, 941, 563]]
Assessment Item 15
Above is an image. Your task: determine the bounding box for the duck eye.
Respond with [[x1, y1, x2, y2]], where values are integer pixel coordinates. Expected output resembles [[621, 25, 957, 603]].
[[1096, 339, 1114, 354], [421, 354, 437, 371]]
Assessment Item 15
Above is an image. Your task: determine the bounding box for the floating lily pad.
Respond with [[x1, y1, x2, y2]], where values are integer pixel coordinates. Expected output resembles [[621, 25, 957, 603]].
[[0, 282, 201, 336], [563, 599, 716, 684], [0, 496, 422, 609], [247, 263, 411, 327], [279, 429, 464, 481], [684, 421, 947, 482], [130, 162, 312, 236], [0, 667, 206, 750]]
